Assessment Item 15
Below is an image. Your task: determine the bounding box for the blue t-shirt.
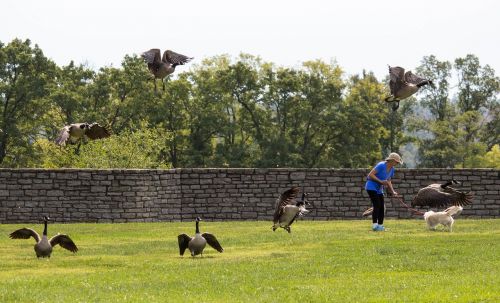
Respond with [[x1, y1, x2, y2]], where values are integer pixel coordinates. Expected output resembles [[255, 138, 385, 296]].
[[365, 161, 394, 194]]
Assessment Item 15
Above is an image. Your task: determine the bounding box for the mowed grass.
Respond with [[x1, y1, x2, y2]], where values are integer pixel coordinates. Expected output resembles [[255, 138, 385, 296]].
[[0, 219, 499, 303]]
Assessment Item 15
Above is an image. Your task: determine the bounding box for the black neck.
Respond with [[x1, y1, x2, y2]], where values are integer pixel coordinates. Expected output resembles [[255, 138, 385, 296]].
[[43, 220, 48, 236], [195, 220, 200, 234]]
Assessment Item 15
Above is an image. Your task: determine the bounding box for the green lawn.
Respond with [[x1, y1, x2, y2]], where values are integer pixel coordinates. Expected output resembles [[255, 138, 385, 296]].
[[0, 219, 499, 302]]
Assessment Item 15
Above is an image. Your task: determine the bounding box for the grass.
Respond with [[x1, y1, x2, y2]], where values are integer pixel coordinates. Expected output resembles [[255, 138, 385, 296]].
[[0, 219, 499, 302]]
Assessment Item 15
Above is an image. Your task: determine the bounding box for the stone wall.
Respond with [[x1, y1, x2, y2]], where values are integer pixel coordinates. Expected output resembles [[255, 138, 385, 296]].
[[0, 168, 498, 223]]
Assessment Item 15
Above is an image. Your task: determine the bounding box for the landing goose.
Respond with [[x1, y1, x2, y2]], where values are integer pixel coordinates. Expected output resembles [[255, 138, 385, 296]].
[[411, 180, 473, 208], [385, 65, 434, 110], [178, 217, 223, 257], [9, 216, 78, 258], [272, 187, 310, 233], [142, 49, 193, 92]]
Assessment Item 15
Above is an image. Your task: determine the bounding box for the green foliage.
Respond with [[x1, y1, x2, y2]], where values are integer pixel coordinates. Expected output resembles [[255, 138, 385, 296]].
[[0, 38, 498, 168], [0, 38, 56, 166], [0, 220, 499, 302], [32, 127, 170, 169], [413, 54, 499, 168], [480, 144, 500, 168]]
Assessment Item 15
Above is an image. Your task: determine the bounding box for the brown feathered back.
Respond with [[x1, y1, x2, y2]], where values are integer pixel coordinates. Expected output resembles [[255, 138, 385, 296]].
[[412, 184, 473, 208], [273, 187, 299, 224]]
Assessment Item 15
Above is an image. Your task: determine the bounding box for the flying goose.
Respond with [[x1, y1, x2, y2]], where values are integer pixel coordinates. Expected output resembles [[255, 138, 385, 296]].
[[178, 217, 223, 257], [385, 65, 434, 110], [272, 187, 310, 233], [142, 49, 193, 92], [9, 216, 78, 258], [411, 179, 473, 208], [55, 122, 110, 147]]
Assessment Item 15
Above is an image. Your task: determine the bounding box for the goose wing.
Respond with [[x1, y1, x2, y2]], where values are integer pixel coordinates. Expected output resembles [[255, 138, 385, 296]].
[[412, 186, 473, 208], [55, 126, 71, 146], [9, 228, 41, 242], [178, 234, 192, 256], [202, 233, 224, 253], [163, 50, 193, 66], [49, 234, 78, 253], [404, 71, 433, 86], [85, 123, 110, 140], [273, 187, 299, 224], [362, 207, 373, 217], [142, 48, 162, 65], [388, 66, 405, 94]]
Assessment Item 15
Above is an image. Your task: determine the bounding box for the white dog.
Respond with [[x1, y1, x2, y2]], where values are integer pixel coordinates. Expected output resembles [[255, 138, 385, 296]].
[[423, 206, 463, 232]]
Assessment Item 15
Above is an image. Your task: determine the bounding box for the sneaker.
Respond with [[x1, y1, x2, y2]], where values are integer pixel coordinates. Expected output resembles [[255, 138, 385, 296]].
[[372, 223, 378, 231], [376, 225, 385, 231]]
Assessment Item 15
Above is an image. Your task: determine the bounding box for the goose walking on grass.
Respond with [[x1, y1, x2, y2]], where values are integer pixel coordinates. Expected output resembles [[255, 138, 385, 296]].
[[385, 65, 434, 111], [9, 216, 78, 258], [411, 179, 473, 208], [142, 49, 193, 92], [178, 217, 223, 257], [272, 187, 310, 233]]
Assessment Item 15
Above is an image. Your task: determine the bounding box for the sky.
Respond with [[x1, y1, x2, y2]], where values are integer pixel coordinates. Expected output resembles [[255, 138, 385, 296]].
[[1, 0, 499, 79]]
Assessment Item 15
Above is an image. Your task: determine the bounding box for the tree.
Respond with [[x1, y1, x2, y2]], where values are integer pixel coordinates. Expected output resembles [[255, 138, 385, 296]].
[[455, 54, 499, 113], [0, 39, 56, 166], [416, 55, 453, 121]]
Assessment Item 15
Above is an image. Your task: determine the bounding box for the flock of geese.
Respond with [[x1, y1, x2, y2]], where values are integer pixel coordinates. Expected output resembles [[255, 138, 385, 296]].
[[13, 48, 454, 258], [10, 181, 473, 258], [53, 48, 434, 150]]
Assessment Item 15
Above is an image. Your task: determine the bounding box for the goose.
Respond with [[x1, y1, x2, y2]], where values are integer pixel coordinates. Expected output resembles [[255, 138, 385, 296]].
[[142, 49, 193, 92], [272, 187, 310, 233], [385, 65, 434, 110], [55, 122, 110, 148], [9, 216, 78, 258], [178, 217, 223, 257], [411, 179, 473, 208]]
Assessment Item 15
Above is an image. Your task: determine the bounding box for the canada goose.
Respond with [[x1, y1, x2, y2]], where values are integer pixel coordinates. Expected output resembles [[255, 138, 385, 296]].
[[55, 122, 110, 147], [178, 217, 223, 257], [272, 187, 310, 233], [385, 65, 434, 110], [142, 49, 193, 92], [411, 180, 473, 208], [9, 216, 78, 258]]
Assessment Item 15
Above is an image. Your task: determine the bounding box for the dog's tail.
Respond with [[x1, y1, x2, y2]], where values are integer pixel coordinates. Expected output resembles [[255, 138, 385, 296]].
[[444, 206, 463, 217]]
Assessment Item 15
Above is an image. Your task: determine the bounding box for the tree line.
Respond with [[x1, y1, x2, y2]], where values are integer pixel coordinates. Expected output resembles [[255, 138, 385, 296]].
[[0, 39, 498, 169]]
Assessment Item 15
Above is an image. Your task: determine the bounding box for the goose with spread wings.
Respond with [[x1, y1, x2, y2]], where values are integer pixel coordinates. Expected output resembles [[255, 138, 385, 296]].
[[55, 122, 110, 147], [411, 180, 473, 208], [385, 65, 434, 110], [9, 216, 78, 258], [178, 217, 223, 257], [142, 48, 193, 92], [272, 187, 310, 233], [362, 180, 472, 217]]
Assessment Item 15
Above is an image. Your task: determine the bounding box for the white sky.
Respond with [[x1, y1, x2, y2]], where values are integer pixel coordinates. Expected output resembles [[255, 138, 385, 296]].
[[1, 0, 499, 79]]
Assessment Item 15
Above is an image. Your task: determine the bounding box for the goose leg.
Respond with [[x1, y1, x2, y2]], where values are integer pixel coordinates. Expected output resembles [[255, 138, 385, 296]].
[[75, 141, 82, 155], [392, 101, 400, 111]]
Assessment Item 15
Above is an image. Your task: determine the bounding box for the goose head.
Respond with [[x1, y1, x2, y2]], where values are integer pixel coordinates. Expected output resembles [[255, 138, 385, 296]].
[[296, 193, 310, 207], [42, 216, 50, 222]]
